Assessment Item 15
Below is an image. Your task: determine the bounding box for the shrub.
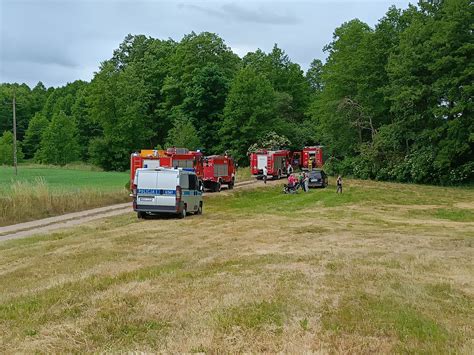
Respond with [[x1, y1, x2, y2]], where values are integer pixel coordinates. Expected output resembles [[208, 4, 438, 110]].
[[0, 131, 24, 165]]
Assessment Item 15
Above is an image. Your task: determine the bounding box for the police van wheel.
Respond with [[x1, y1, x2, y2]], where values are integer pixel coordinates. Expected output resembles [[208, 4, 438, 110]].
[[179, 206, 187, 219], [197, 202, 203, 215], [137, 211, 145, 219]]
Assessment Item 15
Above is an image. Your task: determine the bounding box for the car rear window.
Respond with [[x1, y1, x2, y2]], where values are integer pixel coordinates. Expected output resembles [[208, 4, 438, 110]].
[[311, 172, 322, 178]]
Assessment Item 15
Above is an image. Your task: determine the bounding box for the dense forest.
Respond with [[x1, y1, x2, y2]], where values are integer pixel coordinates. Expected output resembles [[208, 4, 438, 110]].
[[0, 0, 472, 184]]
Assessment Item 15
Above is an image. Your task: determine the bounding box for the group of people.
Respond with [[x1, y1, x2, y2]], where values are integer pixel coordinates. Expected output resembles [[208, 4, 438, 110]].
[[287, 171, 309, 192], [262, 164, 343, 194]]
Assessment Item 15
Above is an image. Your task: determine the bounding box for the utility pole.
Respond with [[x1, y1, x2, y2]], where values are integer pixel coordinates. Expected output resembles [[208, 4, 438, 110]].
[[12, 90, 18, 175]]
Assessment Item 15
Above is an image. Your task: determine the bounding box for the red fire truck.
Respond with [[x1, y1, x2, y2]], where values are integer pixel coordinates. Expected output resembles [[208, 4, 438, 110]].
[[130, 148, 204, 186], [202, 155, 236, 192], [300, 146, 323, 169], [250, 149, 290, 179]]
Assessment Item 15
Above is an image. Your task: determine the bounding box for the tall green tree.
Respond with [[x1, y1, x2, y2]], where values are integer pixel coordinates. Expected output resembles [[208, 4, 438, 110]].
[[87, 61, 152, 170], [71, 86, 99, 160], [306, 59, 324, 94], [183, 63, 230, 152], [0, 84, 36, 141], [310, 19, 372, 158], [243, 45, 311, 122], [35, 111, 80, 165], [158, 32, 240, 151], [387, 0, 473, 183], [0, 131, 24, 165], [220, 67, 277, 164], [42, 80, 88, 118], [165, 114, 201, 150], [22, 112, 49, 159]]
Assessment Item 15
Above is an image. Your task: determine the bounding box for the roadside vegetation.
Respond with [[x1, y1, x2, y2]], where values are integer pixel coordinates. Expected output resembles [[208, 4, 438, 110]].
[[0, 179, 472, 352], [235, 166, 252, 182], [0, 165, 129, 226]]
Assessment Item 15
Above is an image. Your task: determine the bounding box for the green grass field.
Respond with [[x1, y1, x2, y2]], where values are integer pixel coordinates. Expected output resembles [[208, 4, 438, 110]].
[[0, 165, 130, 226], [0, 179, 472, 352], [0, 164, 130, 192]]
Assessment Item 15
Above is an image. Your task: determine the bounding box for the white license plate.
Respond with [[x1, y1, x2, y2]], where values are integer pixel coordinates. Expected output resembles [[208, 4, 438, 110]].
[[139, 197, 153, 201]]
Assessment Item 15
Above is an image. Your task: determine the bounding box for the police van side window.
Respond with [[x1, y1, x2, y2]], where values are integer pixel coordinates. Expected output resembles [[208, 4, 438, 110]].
[[188, 175, 197, 190], [180, 174, 189, 189]]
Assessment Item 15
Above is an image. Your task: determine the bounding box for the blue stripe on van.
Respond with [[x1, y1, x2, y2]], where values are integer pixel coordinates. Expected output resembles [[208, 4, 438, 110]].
[[183, 191, 203, 196], [137, 189, 176, 195], [137, 189, 202, 196]]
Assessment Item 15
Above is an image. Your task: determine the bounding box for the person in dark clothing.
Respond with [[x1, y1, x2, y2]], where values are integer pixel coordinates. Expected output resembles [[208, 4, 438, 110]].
[[298, 172, 305, 191], [336, 175, 343, 194]]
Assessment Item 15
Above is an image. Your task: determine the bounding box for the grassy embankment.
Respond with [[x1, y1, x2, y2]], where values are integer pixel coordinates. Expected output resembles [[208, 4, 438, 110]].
[[0, 164, 129, 226], [0, 179, 473, 352]]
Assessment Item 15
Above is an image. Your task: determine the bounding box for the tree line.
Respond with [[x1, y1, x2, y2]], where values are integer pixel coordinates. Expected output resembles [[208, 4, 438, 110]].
[[0, 0, 472, 184]]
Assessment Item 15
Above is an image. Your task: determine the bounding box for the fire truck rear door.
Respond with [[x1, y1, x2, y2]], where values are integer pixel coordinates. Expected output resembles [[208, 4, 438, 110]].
[[257, 155, 267, 170]]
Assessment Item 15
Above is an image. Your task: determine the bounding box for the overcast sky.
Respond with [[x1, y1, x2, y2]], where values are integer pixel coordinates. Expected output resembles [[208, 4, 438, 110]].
[[0, 0, 411, 88]]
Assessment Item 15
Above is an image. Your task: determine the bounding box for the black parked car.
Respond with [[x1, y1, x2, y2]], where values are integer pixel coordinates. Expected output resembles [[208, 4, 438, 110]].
[[307, 169, 328, 188]]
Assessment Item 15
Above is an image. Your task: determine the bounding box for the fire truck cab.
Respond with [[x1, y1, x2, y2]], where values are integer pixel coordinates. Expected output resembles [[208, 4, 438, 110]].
[[202, 155, 236, 192], [250, 150, 290, 179]]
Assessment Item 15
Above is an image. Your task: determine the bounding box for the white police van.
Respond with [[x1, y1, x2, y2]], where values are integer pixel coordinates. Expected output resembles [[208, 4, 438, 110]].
[[133, 168, 203, 219]]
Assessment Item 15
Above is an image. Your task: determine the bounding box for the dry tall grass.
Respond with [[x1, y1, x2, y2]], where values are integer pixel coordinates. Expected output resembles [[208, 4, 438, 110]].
[[0, 178, 129, 226]]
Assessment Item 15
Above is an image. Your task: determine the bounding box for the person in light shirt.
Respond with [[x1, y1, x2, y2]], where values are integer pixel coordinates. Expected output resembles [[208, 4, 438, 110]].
[[336, 175, 343, 194]]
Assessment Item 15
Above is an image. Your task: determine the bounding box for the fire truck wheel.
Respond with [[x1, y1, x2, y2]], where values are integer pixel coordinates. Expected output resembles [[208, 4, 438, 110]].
[[197, 202, 203, 215], [214, 182, 221, 192], [179, 205, 187, 219], [228, 181, 234, 189]]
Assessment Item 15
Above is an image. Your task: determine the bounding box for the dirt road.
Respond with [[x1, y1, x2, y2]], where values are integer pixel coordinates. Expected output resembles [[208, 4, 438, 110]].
[[0, 178, 280, 242]]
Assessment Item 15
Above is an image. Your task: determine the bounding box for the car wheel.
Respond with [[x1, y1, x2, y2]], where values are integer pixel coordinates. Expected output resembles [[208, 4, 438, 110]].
[[178, 206, 186, 219]]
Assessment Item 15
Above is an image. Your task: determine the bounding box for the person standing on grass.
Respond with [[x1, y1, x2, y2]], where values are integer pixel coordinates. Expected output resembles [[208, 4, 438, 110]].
[[336, 175, 343, 194], [304, 172, 309, 192], [287, 163, 293, 176], [263, 165, 268, 184], [298, 172, 304, 191]]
